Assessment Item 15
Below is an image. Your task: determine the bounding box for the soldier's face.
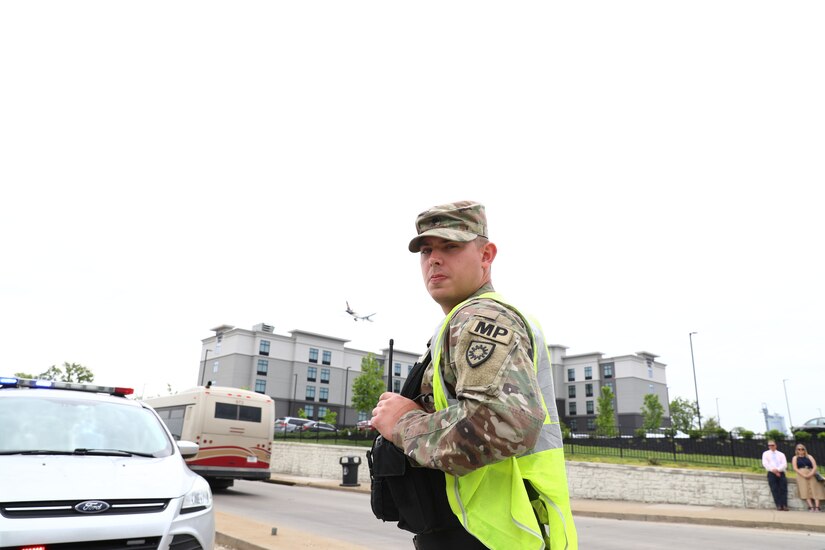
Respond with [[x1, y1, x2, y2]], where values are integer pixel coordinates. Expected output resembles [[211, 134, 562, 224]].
[[419, 236, 495, 313]]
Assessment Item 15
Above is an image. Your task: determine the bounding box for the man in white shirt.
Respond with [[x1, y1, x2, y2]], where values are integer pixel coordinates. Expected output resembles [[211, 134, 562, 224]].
[[761, 439, 788, 511]]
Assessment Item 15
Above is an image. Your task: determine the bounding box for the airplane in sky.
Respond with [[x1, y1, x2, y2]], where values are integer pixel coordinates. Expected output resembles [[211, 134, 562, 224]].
[[345, 301, 376, 322]]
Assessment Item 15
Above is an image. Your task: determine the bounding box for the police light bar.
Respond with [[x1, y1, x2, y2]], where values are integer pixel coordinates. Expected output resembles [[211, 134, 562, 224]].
[[0, 377, 134, 396]]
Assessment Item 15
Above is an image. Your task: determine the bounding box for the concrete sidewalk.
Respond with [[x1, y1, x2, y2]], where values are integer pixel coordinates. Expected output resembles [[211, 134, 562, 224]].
[[215, 473, 825, 550]]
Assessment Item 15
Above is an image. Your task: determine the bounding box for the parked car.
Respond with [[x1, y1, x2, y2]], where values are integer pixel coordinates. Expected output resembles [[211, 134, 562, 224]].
[[305, 421, 337, 432], [0, 376, 214, 550], [792, 417, 825, 435], [274, 416, 313, 433]]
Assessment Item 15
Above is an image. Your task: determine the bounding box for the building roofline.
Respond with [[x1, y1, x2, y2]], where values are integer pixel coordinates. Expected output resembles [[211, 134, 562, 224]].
[[289, 329, 351, 344]]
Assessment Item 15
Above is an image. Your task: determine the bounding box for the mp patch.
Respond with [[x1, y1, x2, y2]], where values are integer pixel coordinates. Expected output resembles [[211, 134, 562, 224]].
[[466, 340, 496, 368], [469, 320, 513, 345]]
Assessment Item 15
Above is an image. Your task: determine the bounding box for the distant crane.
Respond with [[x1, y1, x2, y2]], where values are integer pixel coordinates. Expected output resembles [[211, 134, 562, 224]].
[[345, 301, 376, 322]]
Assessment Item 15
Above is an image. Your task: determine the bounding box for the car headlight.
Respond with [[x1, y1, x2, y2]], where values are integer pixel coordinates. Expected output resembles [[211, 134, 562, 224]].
[[181, 475, 212, 513]]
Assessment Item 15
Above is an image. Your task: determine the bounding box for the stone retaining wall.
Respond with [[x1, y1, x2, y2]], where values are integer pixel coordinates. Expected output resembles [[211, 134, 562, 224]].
[[270, 442, 806, 510]]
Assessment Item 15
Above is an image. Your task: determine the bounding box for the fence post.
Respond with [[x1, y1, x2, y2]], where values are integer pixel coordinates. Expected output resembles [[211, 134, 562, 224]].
[[729, 431, 737, 466], [671, 433, 677, 462]]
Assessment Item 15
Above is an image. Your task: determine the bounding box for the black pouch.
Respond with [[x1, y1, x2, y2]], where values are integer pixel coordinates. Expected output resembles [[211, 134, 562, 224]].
[[365, 351, 461, 535], [367, 434, 459, 534]]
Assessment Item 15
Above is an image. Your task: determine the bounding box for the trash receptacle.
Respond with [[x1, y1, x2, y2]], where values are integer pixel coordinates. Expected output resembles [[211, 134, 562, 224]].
[[339, 456, 361, 487]]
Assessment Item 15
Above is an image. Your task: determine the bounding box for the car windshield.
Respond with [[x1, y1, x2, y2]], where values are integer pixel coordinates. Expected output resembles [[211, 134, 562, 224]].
[[0, 394, 173, 457]]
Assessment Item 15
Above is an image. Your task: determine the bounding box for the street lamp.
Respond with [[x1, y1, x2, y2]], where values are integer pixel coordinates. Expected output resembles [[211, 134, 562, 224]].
[[783, 379, 793, 431], [689, 332, 702, 430], [342, 367, 351, 427], [199, 349, 212, 386]]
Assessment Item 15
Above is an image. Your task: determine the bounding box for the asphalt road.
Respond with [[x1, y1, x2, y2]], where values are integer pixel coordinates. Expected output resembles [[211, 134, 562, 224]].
[[214, 480, 825, 550]]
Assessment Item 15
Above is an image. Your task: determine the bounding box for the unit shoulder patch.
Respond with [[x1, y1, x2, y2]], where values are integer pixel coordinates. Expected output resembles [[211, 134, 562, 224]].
[[466, 340, 496, 368]]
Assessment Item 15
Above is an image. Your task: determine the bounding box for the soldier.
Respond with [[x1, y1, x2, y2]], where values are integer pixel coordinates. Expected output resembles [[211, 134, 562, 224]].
[[371, 201, 577, 550]]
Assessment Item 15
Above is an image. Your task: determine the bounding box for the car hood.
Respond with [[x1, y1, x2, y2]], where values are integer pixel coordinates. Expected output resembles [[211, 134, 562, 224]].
[[0, 454, 197, 501]]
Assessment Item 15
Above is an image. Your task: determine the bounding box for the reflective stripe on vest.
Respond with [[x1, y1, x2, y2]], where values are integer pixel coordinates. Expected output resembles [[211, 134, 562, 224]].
[[431, 292, 578, 550]]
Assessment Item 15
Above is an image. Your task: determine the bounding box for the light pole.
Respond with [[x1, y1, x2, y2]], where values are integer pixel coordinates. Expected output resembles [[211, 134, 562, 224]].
[[783, 379, 793, 431], [342, 367, 351, 427], [689, 332, 702, 430], [199, 349, 212, 386], [292, 373, 298, 416]]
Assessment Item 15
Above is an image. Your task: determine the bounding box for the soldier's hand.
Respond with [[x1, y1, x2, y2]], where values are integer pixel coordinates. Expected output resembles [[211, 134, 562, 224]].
[[371, 392, 423, 440]]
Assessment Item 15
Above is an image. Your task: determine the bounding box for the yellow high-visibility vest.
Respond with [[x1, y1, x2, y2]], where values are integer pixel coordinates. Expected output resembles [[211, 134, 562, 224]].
[[431, 292, 578, 550]]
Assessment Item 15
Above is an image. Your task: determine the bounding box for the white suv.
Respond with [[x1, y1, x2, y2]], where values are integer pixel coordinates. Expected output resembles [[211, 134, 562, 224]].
[[0, 377, 215, 549]]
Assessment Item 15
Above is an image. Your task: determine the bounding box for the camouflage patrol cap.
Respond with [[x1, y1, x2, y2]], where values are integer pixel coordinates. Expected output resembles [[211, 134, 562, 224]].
[[408, 200, 487, 252]]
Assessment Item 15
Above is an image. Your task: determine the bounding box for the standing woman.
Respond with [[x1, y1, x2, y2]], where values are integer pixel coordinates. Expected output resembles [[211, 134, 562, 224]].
[[792, 443, 825, 511]]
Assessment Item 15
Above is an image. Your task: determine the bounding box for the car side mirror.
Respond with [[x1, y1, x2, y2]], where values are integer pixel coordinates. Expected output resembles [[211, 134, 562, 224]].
[[177, 440, 200, 458]]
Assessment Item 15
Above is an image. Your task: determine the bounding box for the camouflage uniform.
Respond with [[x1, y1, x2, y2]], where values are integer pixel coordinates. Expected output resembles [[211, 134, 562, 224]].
[[391, 283, 545, 476], [396, 199, 546, 476]]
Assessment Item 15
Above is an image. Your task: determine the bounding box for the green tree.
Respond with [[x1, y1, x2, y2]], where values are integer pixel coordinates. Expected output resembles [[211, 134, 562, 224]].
[[297, 408, 307, 419], [595, 386, 618, 437], [14, 372, 36, 379], [641, 393, 664, 432], [669, 397, 698, 434], [351, 353, 385, 415], [323, 410, 338, 426], [38, 362, 95, 383], [701, 416, 727, 438]]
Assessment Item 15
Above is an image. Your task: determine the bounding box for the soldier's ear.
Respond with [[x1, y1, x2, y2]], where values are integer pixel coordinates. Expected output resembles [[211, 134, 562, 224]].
[[481, 241, 497, 266]]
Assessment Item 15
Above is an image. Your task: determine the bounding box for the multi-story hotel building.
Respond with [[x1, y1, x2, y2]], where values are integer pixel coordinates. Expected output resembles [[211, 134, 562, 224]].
[[198, 323, 670, 433]]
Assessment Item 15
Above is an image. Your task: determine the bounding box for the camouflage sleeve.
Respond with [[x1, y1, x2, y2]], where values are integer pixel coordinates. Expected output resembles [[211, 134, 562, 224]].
[[391, 300, 545, 476]]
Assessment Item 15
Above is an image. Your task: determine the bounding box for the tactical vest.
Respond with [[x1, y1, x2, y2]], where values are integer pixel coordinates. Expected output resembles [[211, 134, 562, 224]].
[[431, 292, 578, 550]]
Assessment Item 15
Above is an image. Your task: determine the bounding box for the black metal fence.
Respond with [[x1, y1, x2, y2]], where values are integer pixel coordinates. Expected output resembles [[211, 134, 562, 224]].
[[564, 434, 825, 471], [273, 427, 376, 447]]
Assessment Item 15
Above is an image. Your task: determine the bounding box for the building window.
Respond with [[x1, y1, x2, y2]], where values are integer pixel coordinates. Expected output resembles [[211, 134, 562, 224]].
[[408, 365, 413, 375], [357, 411, 368, 422], [394, 362, 401, 376], [318, 406, 328, 418], [307, 366, 317, 382], [586, 418, 596, 430], [320, 368, 330, 384], [305, 386, 316, 401], [309, 348, 318, 363], [320, 387, 329, 403], [305, 404, 314, 418], [648, 366, 654, 378], [603, 363, 614, 378], [649, 384, 654, 392], [255, 379, 266, 393], [393, 379, 401, 393], [585, 366, 592, 380], [585, 383, 593, 397], [568, 385, 576, 399], [212, 361, 219, 373], [322, 350, 331, 365], [569, 402, 577, 416], [605, 381, 614, 393], [569, 419, 577, 432], [259, 340, 270, 356], [256, 359, 268, 375], [586, 400, 594, 415], [567, 368, 575, 382]]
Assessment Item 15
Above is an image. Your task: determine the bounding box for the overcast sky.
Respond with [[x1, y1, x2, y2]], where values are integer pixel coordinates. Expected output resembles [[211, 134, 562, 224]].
[[2, 2, 822, 433]]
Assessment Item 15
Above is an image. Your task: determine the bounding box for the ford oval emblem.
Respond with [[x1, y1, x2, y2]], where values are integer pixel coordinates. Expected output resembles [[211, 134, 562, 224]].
[[75, 500, 111, 514]]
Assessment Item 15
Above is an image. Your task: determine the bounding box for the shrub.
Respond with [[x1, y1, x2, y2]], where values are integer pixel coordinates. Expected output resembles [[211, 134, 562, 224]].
[[740, 429, 755, 440], [818, 432, 825, 441], [794, 430, 812, 442], [765, 429, 785, 442], [634, 428, 647, 439], [687, 429, 703, 440]]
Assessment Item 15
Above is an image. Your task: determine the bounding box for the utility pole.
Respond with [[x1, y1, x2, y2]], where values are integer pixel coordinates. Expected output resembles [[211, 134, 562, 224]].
[[689, 332, 702, 430]]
